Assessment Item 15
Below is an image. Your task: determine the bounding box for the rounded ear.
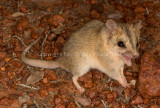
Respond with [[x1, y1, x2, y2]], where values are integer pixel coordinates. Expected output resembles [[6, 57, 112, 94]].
[[105, 19, 118, 33], [135, 20, 142, 30]]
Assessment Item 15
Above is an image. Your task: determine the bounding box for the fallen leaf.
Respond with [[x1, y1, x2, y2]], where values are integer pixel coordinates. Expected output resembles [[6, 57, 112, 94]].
[[23, 30, 31, 39], [5, 57, 11, 62], [18, 95, 30, 106], [1, 67, 5, 71], [74, 96, 91, 106], [107, 11, 122, 19], [130, 95, 143, 105], [130, 80, 137, 87], [12, 12, 25, 17], [26, 71, 44, 85]]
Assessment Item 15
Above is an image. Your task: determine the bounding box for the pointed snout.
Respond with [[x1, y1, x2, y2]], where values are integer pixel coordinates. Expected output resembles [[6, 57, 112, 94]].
[[125, 50, 139, 59], [132, 51, 139, 59], [132, 55, 139, 59]]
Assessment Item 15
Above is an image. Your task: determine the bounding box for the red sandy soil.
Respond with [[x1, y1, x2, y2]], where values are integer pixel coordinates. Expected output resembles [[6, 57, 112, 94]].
[[0, 0, 160, 108]]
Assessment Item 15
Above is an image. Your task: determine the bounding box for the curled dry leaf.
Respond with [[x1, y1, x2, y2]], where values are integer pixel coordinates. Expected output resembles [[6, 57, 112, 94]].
[[24, 30, 31, 39], [74, 96, 91, 106], [26, 71, 44, 85], [12, 12, 25, 17], [130, 80, 136, 87], [18, 94, 30, 106], [20, 5, 27, 13], [130, 95, 143, 105], [107, 11, 122, 20]]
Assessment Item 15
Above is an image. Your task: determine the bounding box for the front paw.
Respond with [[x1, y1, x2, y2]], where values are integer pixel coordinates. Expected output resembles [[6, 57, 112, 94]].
[[122, 82, 131, 88], [78, 87, 85, 94], [126, 83, 131, 88]]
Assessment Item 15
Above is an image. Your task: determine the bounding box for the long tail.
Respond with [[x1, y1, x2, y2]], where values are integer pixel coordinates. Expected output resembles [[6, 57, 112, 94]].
[[21, 36, 59, 69]]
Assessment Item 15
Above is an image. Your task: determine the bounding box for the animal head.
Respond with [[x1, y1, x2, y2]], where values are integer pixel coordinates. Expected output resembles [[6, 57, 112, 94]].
[[104, 19, 142, 66]]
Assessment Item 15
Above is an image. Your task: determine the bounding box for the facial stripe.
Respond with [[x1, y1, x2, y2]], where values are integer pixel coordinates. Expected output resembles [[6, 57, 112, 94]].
[[117, 23, 140, 57], [123, 26, 134, 49]]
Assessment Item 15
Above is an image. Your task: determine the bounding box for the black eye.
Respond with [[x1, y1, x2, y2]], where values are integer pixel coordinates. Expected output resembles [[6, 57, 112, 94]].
[[136, 42, 139, 47], [118, 41, 126, 48]]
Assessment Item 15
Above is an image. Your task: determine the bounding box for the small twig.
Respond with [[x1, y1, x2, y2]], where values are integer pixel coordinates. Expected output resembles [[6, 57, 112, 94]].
[[146, 7, 149, 15], [5, 58, 19, 65], [40, 31, 50, 60], [138, 105, 144, 108], [106, 78, 111, 83], [33, 97, 50, 108], [109, 82, 113, 92], [6, 36, 37, 74], [27, 66, 33, 72], [156, 14, 160, 17], [106, 78, 113, 91], [101, 100, 107, 108], [52, 23, 64, 34], [33, 100, 41, 108], [124, 93, 130, 103], [17, 1, 23, 12], [16, 83, 39, 90], [75, 101, 81, 108], [16, 76, 22, 82], [9, 35, 26, 47]]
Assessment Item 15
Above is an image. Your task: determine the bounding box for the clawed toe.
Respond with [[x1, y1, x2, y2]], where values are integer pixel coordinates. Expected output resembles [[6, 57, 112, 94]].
[[126, 83, 132, 88], [119, 80, 129, 88]]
